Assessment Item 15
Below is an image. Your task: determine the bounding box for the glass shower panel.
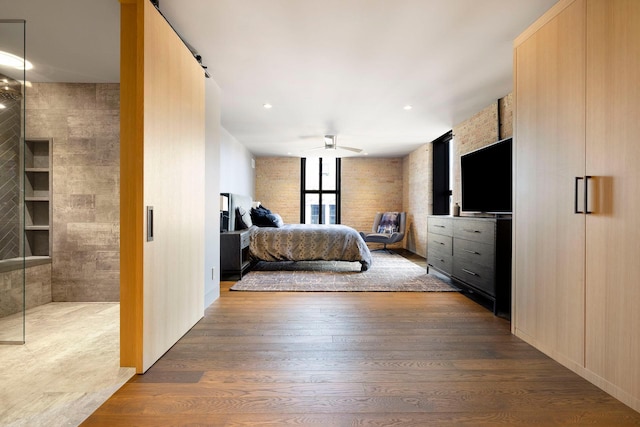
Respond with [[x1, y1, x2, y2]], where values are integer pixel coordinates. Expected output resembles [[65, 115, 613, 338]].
[[0, 20, 26, 344]]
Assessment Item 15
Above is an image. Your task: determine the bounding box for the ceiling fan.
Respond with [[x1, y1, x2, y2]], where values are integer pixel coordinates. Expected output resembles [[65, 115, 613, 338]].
[[309, 135, 363, 153]]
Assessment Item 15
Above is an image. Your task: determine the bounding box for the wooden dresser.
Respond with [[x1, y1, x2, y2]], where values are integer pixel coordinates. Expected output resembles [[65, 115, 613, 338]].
[[427, 215, 511, 317]]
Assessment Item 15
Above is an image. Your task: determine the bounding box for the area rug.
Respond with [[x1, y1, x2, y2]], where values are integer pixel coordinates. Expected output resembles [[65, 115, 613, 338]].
[[230, 251, 460, 292]]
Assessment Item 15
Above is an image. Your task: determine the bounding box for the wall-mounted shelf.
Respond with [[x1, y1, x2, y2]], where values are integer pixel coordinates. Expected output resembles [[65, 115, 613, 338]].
[[24, 138, 52, 257]]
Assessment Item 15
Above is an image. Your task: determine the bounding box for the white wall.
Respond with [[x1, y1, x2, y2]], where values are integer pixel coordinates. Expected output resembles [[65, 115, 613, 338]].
[[204, 79, 222, 308], [220, 128, 255, 197]]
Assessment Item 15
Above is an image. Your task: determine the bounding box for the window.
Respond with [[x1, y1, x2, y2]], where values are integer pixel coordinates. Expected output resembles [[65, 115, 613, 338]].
[[310, 204, 320, 224], [432, 131, 452, 215], [301, 158, 341, 224]]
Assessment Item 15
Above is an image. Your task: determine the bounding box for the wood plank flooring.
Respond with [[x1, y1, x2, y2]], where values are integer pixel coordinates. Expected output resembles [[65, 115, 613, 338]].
[[83, 254, 640, 426]]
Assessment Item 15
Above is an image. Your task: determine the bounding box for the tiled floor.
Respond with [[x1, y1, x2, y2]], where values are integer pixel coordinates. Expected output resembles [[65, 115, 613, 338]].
[[0, 303, 134, 426]]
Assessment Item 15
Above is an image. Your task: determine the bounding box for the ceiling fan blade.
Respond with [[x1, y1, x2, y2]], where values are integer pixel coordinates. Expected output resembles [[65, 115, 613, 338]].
[[338, 146, 363, 153]]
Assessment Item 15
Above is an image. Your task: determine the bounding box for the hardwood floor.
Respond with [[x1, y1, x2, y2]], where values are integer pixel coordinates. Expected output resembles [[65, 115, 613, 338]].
[[83, 254, 640, 426]]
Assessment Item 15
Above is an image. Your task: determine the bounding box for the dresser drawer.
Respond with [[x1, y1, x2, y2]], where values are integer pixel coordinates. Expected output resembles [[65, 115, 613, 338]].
[[453, 241, 496, 295], [428, 233, 452, 255], [428, 216, 453, 236], [453, 262, 495, 295], [427, 249, 453, 275], [453, 218, 495, 244], [453, 238, 495, 269]]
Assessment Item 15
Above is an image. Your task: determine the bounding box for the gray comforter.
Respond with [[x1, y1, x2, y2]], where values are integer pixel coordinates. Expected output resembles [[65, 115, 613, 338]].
[[249, 224, 373, 271]]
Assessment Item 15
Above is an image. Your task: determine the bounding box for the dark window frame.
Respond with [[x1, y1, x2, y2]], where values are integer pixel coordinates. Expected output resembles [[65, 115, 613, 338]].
[[300, 157, 341, 224], [432, 131, 452, 215]]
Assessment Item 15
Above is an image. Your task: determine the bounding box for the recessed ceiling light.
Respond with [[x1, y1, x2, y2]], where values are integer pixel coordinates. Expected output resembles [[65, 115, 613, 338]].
[[263, 103, 272, 109], [403, 105, 412, 110], [0, 104, 5, 109]]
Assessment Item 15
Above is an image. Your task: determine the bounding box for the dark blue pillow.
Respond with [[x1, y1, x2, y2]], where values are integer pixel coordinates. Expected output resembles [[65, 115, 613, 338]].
[[266, 213, 284, 228], [251, 206, 284, 227], [250, 205, 272, 226]]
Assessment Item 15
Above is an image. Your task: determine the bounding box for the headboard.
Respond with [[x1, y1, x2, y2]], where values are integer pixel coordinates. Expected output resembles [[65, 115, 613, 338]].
[[226, 193, 253, 232]]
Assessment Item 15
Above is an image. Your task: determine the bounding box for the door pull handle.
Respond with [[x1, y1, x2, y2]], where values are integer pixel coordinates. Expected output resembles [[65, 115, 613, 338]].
[[585, 176, 592, 214], [574, 177, 584, 214]]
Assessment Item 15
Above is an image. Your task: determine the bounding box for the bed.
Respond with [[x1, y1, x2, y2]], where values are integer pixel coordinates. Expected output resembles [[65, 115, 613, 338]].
[[225, 193, 372, 271]]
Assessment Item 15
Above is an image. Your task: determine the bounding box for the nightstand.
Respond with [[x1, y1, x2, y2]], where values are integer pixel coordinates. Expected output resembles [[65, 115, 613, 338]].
[[220, 229, 252, 280]]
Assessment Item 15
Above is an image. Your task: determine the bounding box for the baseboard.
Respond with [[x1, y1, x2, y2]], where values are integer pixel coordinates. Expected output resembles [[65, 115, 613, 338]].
[[204, 288, 219, 308], [514, 327, 640, 413]]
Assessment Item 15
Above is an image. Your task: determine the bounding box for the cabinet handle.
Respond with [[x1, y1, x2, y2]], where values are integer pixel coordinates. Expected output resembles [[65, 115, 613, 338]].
[[434, 225, 445, 228], [436, 241, 445, 245], [147, 206, 154, 241], [463, 228, 481, 233], [575, 177, 584, 214], [462, 268, 478, 276], [462, 249, 480, 255], [585, 175, 592, 214]]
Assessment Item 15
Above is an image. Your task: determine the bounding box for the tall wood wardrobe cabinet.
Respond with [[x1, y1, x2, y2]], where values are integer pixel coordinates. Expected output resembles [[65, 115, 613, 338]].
[[120, 0, 206, 374], [513, 0, 640, 412]]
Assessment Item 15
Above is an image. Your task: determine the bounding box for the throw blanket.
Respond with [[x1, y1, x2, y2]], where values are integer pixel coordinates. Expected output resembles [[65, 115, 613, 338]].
[[249, 224, 373, 271]]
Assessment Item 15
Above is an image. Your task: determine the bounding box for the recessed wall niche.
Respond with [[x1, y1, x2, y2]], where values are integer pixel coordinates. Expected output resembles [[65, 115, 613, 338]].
[[24, 137, 53, 257]]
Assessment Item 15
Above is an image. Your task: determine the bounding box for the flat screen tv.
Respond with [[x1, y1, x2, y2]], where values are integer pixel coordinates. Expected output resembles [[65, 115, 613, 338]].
[[460, 137, 512, 214]]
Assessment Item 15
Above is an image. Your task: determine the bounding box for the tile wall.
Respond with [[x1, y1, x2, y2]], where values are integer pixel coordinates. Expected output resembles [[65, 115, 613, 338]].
[[26, 83, 120, 302]]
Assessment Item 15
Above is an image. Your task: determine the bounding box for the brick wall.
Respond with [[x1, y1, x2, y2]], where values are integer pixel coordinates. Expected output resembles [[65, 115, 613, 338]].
[[341, 158, 403, 245], [254, 156, 404, 249], [402, 144, 430, 257], [26, 83, 120, 302], [452, 93, 513, 208], [254, 157, 300, 224], [500, 92, 514, 139]]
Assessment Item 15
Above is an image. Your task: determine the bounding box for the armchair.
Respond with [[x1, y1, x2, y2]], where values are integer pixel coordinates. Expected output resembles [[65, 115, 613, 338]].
[[359, 212, 406, 253]]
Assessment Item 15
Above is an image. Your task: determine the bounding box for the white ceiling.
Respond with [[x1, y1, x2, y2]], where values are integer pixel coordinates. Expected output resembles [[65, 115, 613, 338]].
[[1, 0, 557, 157]]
